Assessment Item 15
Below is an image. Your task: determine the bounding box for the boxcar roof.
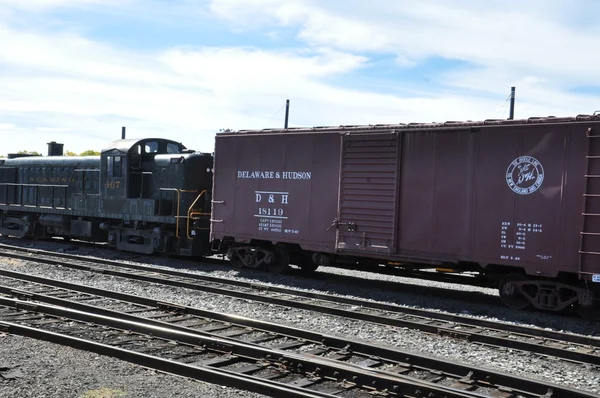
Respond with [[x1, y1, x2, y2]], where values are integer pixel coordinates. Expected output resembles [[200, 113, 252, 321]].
[[221, 113, 600, 136]]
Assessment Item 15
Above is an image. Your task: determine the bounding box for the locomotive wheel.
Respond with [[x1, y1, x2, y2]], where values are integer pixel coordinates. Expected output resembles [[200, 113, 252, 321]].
[[267, 246, 290, 274], [498, 274, 531, 310]]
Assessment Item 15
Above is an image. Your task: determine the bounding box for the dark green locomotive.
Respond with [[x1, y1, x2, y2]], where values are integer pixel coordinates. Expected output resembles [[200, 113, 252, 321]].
[[0, 138, 213, 256]]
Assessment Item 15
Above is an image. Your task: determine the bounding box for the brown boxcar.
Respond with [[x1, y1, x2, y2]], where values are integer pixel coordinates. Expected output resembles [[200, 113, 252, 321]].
[[210, 115, 600, 317]]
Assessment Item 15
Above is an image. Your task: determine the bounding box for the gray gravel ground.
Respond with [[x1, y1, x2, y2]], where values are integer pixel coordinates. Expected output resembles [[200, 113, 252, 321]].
[[1, 237, 600, 395], [0, 334, 266, 398]]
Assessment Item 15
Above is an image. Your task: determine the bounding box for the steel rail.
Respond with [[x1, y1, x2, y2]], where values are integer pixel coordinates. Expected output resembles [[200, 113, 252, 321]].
[[0, 322, 334, 398], [0, 296, 496, 398], [0, 247, 598, 368], [0, 270, 591, 398]]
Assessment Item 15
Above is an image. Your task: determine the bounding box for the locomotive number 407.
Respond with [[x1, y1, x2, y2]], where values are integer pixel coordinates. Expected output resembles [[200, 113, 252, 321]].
[[105, 180, 121, 189]]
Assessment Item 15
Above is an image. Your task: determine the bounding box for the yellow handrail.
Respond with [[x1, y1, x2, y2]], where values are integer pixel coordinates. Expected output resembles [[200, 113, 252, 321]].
[[157, 189, 201, 239], [186, 190, 210, 239]]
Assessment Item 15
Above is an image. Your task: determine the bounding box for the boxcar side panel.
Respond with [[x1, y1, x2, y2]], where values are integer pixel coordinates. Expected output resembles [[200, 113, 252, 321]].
[[471, 124, 587, 277], [211, 132, 341, 252], [397, 129, 475, 258], [397, 132, 437, 254]]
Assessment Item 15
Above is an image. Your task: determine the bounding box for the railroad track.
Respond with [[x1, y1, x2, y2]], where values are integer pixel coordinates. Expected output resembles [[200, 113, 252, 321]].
[[0, 271, 596, 398], [0, 237, 501, 312], [0, 245, 599, 369], [0, 236, 497, 289]]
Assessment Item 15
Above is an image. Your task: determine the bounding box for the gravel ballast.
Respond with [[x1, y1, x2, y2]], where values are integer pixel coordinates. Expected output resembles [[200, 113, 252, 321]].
[[0, 238, 599, 395], [0, 334, 266, 398]]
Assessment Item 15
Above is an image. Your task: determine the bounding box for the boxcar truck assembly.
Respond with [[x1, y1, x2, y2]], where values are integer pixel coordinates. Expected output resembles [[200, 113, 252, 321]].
[[210, 115, 600, 318]]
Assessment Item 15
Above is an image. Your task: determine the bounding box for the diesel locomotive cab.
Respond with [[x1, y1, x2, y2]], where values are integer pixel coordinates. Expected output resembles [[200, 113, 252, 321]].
[[99, 138, 213, 256]]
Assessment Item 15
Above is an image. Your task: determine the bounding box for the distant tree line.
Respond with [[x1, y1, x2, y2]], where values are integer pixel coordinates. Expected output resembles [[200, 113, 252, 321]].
[[0, 150, 100, 158], [65, 150, 101, 156]]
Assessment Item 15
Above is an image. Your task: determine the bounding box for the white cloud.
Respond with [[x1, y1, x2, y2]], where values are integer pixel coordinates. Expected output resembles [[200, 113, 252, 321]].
[[0, 0, 133, 10], [0, 21, 375, 155], [208, 0, 600, 88], [0, 0, 599, 157]]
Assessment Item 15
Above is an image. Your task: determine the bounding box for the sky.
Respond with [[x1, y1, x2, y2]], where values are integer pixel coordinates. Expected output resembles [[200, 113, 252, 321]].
[[0, 0, 599, 156]]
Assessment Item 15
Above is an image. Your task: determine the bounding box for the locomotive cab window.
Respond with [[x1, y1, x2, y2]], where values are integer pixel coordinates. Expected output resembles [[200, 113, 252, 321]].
[[145, 141, 158, 153], [131, 145, 142, 169], [113, 156, 122, 177], [167, 143, 180, 154], [106, 155, 124, 177]]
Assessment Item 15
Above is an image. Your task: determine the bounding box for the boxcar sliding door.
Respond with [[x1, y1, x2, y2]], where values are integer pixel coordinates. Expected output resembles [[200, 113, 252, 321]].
[[335, 131, 400, 255]]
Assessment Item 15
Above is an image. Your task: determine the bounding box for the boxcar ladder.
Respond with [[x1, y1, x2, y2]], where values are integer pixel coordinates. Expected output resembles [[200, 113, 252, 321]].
[[579, 127, 600, 279]]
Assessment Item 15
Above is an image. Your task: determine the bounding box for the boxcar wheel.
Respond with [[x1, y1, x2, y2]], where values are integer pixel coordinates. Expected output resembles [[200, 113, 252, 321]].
[[575, 304, 600, 321], [229, 255, 244, 268], [299, 262, 319, 273], [228, 251, 244, 268], [575, 291, 600, 320], [267, 246, 290, 274], [499, 274, 531, 310]]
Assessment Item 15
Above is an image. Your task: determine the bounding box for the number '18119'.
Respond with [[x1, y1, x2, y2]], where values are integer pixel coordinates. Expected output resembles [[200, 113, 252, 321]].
[[258, 207, 284, 217]]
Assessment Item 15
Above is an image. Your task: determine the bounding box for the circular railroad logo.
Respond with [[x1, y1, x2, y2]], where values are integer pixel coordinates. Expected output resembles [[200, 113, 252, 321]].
[[506, 156, 544, 195]]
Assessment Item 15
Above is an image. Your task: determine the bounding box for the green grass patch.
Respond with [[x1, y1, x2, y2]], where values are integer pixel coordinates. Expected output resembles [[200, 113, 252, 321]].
[[80, 387, 127, 398]]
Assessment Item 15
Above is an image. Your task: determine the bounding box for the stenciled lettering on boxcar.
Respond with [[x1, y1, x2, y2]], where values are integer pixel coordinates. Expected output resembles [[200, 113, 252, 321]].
[[237, 169, 311, 235], [255, 191, 288, 219], [499, 221, 549, 261], [255, 191, 297, 234], [237, 170, 312, 180], [505, 156, 545, 195]]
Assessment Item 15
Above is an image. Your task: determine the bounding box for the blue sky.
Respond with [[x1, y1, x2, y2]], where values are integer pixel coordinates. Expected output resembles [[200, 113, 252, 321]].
[[0, 0, 599, 155]]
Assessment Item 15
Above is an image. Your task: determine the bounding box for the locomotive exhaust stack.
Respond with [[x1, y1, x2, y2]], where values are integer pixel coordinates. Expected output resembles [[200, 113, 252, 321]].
[[47, 141, 64, 156]]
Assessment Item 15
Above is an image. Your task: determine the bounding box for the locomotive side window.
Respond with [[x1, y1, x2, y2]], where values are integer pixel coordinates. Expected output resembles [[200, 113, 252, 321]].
[[106, 156, 123, 178], [167, 143, 179, 154], [131, 145, 142, 169], [113, 156, 122, 177], [145, 141, 158, 153]]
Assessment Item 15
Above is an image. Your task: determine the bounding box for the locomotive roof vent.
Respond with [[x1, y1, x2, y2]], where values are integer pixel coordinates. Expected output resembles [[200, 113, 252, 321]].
[[47, 141, 64, 156]]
